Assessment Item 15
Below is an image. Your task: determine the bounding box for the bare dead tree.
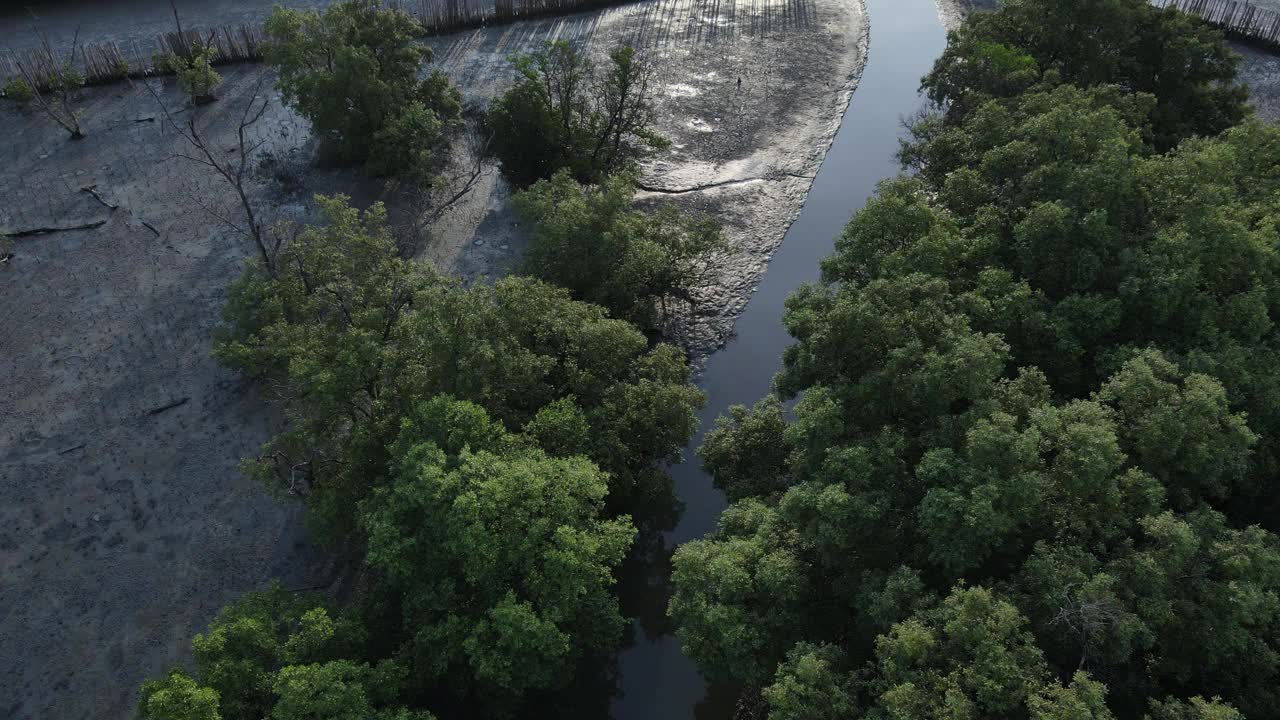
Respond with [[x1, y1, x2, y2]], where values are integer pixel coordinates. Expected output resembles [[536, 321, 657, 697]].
[[589, 46, 659, 172], [399, 125, 493, 257], [144, 71, 281, 275], [1050, 583, 1125, 671], [427, 126, 492, 222], [14, 25, 86, 139], [170, 0, 186, 47]]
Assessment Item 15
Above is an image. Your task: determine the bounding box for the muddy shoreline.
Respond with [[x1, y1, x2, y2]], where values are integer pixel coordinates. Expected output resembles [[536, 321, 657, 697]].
[[424, 0, 871, 362]]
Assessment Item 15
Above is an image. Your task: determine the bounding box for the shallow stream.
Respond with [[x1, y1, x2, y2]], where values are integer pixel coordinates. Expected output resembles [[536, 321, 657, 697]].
[[610, 1, 947, 716]]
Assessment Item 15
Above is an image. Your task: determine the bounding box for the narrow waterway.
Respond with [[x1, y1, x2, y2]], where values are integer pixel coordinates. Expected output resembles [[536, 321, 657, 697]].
[[610, 0, 948, 717]]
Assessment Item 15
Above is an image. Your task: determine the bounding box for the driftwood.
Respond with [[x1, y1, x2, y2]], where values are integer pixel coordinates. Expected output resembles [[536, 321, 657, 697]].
[[79, 184, 119, 210], [3, 218, 109, 238], [147, 397, 190, 416], [285, 582, 335, 593]]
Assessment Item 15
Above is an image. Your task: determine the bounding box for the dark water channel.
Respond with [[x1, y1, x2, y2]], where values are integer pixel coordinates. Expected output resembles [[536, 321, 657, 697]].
[[610, 1, 947, 717]]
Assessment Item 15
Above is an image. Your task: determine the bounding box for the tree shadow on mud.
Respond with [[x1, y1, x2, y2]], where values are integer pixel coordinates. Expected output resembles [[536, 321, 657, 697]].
[[623, 0, 818, 48]]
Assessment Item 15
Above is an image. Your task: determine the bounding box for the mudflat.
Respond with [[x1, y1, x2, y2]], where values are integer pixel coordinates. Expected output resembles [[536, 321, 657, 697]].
[[0, 0, 869, 718]]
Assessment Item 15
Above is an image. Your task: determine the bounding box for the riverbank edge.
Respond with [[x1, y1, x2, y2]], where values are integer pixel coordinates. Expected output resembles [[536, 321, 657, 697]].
[[658, 0, 872, 364]]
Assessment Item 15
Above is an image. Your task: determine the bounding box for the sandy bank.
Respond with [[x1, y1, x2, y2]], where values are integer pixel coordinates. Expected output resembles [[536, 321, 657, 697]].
[[423, 0, 870, 360]]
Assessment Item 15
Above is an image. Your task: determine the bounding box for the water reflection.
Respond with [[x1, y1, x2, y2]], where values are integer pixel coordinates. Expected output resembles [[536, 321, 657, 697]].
[[608, 0, 949, 718]]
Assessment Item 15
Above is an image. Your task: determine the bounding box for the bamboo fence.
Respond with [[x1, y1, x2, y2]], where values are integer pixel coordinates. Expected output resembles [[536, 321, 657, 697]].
[[1154, 0, 1280, 48], [1, 0, 633, 93], [6, 0, 1280, 96], [1, 24, 267, 90]]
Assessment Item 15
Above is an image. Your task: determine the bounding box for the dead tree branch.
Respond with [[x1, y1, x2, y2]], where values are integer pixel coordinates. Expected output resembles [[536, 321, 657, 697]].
[[4, 218, 109, 237], [399, 126, 492, 257], [15, 24, 85, 139], [144, 70, 278, 274], [79, 184, 119, 210], [1050, 583, 1124, 671], [426, 128, 492, 224]]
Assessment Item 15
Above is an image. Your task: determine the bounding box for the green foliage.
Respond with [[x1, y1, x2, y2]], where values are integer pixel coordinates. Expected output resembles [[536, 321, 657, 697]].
[[670, 5, 1280, 719], [889, 82, 1280, 494], [669, 499, 806, 686], [41, 63, 83, 93], [193, 190, 704, 715], [699, 397, 791, 502], [363, 409, 633, 702], [270, 661, 426, 720], [861, 589, 1119, 720], [263, 0, 460, 178], [105, 57, 130, 81], [1030, 673, 1117, 720], [923, 0, 1248, 149], [1145, 697, 1244, 720], [136, 583, 378, 720], [761, 643, 858, 720], [138, 672, 221, 720], [2, 77, 34, 105], [14, 58, 85, 138], [214, 194, 701, 539], [868, 587, 1049, 719], [190, 583, 366, 720], [366, 99, 443, 183], [161, 43, 222, 103], [514, 170, 724, 330], [487, 41, 668, 185]]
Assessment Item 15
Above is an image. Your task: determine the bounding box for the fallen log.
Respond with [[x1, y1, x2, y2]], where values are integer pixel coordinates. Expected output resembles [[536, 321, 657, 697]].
[[147, 397, 190, 416], [79, 184, 119, 210], [2, 218, 109, 237]]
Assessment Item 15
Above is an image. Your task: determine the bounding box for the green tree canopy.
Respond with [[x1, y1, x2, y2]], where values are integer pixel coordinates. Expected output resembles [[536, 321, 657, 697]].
[[138, 672, 222, 720], [362, 400, 633, 705], [867, 586, 1050, 719], [1145, 697, 1245, 720], [671, 8, 1278, 719], [514, 170, 724, 331], [159, 40, 222, 105], [760, 643, 859, 720], [270, 661, 429, 720], [698, 396, 791, 502], [890, 81, 1280, 504], [214, 194, 702, 539], [263, 0, 461, 178], [486, 41, 668, 185], [923, 0, 1248, 149], [136, 584, 397, 720]]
